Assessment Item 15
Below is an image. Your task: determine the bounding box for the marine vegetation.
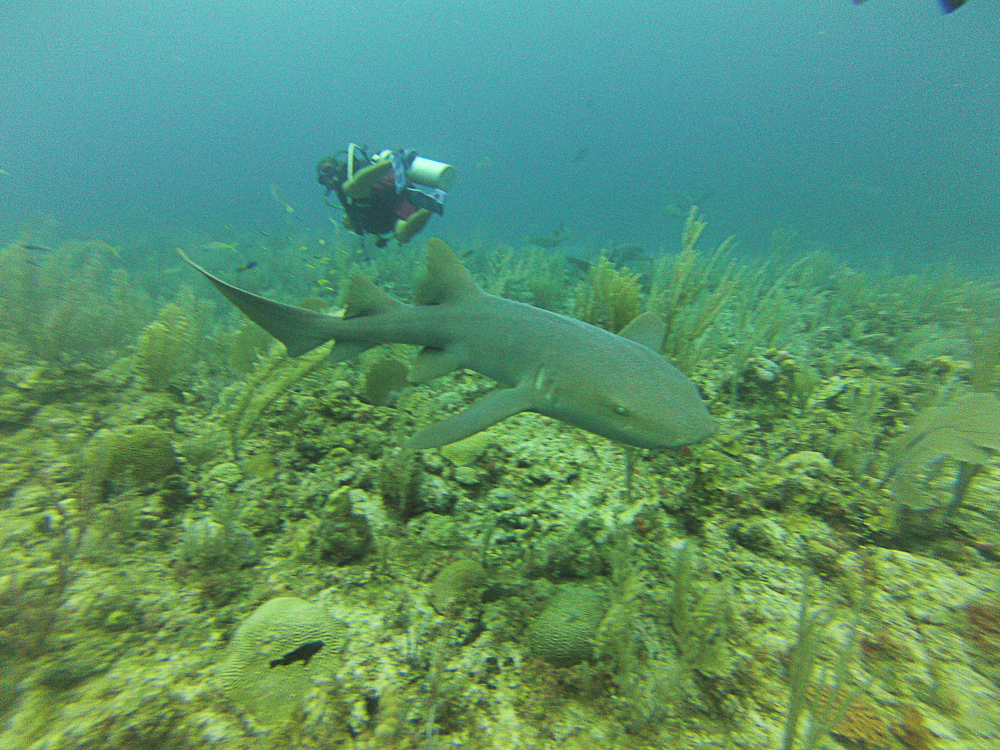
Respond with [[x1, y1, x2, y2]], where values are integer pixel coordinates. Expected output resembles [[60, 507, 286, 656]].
[[0, 220, 999, 750]]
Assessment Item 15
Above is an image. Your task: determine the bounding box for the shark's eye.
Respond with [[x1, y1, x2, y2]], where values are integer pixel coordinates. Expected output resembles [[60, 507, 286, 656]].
[[614, 405, 628, 416]]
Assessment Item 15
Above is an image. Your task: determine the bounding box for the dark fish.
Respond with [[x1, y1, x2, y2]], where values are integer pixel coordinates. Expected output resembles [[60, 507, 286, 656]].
[[852, 0, 967, 11], [525, 223, 571, 249], [572, 147, 590, 163], [20, 244, 52, 253], [235, 261, 258, 272], [269, 640, 324, 668]]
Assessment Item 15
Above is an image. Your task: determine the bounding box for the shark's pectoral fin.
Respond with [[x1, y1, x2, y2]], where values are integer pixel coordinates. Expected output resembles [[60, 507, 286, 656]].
[[409, 346, 464, 383], [179, 250, 338, 357], [409, 387, 533, 449]]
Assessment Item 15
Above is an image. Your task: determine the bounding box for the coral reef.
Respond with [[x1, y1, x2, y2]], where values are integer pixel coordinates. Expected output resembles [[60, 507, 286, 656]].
[[0, 222, 998, 749], [218, 597, 346, 728], [528, 584, 611, 666]]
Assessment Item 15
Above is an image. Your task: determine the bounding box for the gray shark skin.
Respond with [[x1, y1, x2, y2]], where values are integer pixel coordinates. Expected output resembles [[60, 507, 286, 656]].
[[181, 239, 715, 450]]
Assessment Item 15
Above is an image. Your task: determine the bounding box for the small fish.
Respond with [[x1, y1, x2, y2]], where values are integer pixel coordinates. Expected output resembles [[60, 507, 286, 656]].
[[270, 183, 296, 214], [19, 244, 52, 253], [235, 261, 258, 272], [201, 241, 238, 253], [269, 640, 324, 668], [572, 147, 590, 163], [0, 168, 10, 176]]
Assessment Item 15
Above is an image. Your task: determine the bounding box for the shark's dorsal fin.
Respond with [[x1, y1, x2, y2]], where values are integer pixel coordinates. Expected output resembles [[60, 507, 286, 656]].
[[415, 239, 482, 305], [344, 274, 403, 318], [618, 312, 666, 352]]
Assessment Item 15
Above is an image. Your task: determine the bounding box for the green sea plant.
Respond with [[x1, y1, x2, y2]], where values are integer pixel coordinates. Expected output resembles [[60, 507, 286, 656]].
[[378, 445, 425, 520], [221, 340, 336, 456], [361, 354, 409, 406], [647, 208, 739, 373], [0, 238, 150, 364], [480, 245, 569, 311], [228, 319, 275, 373], [780, 576, 867, 750], [885, 392, 1000, 520], [663, 542, 733, 681], [830, 382, 884, 478], [134, 294, 198, 389], [970, 319, 1000, 394], [572, 254, 642, 333]]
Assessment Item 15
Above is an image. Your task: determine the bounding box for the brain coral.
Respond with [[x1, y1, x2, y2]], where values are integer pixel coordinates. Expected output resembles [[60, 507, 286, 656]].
[[429, 559, 488, 616], [218, 597, 345, 727], [83, 424, 178, 491], [528, 585, 610, 667]]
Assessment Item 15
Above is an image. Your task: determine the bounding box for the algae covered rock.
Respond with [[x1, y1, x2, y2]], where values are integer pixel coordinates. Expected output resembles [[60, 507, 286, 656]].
[[528, 584, 610, 666], [295, 488, 374, 565], [219, 597, 346, 727], [429, 559, 488, 616]]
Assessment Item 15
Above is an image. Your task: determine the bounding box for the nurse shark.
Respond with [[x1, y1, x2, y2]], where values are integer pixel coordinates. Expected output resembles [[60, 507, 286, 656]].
[[181, 239, 714, 450]]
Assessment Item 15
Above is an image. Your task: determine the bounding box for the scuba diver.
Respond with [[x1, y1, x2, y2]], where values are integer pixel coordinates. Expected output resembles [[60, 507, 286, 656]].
[[317, 145, 455, 248]]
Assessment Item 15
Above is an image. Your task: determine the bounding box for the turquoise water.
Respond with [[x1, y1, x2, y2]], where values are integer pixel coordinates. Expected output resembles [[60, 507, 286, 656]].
[[1, 2, 999, 748]]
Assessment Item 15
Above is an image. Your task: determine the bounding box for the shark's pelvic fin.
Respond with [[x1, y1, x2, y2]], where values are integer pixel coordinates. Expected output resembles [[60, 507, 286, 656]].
[[178, 250, 337, 357], [409, 386, 533, 449], [410, 346, 465, 383], [415, 239, 482, 305], [617, 312, 666, 352]]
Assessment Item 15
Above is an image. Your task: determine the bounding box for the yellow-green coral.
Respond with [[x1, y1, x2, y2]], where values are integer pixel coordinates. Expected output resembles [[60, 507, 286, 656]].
[[218, 597, 345, 728], [222, 340, 337, 455], [82, 424, 178, 497], [528, 585, 610, 666], [134, 295, 197, 389], [429, 560, 487, 616], [573, 255, 641, 333]]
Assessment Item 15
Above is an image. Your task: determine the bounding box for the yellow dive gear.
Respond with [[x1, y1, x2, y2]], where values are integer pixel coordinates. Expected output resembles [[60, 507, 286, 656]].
[[343, 156, 393, 200], [394, 209, 432, 244]]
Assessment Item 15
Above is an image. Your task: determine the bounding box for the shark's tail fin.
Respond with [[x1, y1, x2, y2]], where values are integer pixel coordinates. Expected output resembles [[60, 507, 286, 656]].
[[179, 250, 340, 357]]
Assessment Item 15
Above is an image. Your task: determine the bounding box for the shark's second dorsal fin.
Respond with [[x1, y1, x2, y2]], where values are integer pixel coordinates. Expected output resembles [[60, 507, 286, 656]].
[[415, 238, 482, 305], [618, 312, 666, 352], [344, 274, 403, 318]]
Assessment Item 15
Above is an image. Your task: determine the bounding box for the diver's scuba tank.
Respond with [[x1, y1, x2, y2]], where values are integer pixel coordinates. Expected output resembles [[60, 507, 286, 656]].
[[339, 145, 455, 216], [405, 156, 455, 191]]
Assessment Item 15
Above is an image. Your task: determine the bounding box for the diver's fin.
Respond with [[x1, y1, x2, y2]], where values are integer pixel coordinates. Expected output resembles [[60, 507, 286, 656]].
[[415, 238, 483, 305], [179, 250, 339, 357], [394, 209, 432, 245], [409, 387, 533, 449], [343, 158, 393, 200]]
